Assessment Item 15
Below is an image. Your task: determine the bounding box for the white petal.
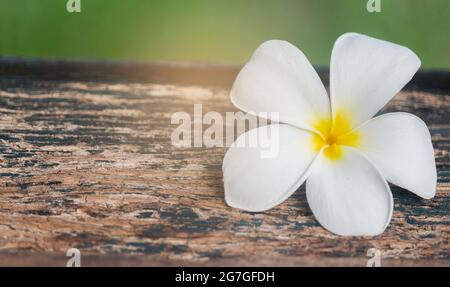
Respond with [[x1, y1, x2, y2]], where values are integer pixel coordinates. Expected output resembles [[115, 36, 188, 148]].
[[330, 33, 421, 128], [356, 112, 437, 199], [306, 147, 393, 236], [231, 40, 330, 132], [223, 124, 319, 212]]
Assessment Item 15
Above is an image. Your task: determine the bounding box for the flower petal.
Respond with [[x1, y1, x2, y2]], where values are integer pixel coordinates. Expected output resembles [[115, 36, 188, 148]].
[[330, 33, 421, 128], [223, 124, 319, 212], [231, 40, 330, 132], [356, 112, 437, 199], [306, 147, 393, 236]]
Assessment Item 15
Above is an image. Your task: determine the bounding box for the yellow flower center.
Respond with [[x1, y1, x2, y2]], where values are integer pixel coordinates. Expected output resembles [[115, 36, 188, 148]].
[[310, 111, 361, 161]]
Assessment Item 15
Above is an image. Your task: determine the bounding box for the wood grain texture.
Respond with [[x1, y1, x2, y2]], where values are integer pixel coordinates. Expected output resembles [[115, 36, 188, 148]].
[[0, 58, 448, 266]]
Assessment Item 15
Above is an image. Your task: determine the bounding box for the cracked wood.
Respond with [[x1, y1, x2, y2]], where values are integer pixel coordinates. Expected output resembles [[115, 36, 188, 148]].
[[0, 59, 448, 266]]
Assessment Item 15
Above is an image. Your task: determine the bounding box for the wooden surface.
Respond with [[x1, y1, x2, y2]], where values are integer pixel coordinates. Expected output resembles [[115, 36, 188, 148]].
[[0, 58, 448, 266]]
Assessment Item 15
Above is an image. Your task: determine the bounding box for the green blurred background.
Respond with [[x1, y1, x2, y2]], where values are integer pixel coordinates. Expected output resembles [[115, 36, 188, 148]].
[[0, 0, 449, 68]]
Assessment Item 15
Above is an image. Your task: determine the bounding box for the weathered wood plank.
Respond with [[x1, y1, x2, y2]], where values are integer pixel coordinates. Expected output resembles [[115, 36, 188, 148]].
[[0, 58, 448, 266]]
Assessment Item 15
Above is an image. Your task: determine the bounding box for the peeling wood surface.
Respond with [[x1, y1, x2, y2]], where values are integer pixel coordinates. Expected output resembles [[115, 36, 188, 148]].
[[0, 59, 448, 266]]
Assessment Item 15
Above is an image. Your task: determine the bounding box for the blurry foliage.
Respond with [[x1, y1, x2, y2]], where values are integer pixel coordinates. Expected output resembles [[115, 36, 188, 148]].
[[0, 0, 449, 68]]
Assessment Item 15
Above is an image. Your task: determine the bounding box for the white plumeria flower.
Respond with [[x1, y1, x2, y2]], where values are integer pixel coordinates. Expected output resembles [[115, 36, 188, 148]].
[[223, 33, 437, 236]]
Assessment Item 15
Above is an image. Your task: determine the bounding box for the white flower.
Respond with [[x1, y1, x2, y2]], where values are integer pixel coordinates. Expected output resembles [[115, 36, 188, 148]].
[[222, 33, 437, 236]]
